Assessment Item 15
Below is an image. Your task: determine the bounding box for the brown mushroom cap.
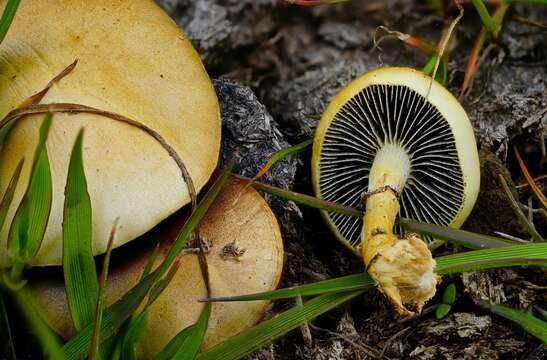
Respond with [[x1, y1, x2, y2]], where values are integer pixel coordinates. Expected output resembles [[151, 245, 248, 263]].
[[30, 178, 284, 358], [0, 0, 221, 266]]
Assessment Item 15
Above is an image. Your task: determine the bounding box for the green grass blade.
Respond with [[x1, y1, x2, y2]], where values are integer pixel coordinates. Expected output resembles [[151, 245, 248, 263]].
[[245, 180, 520, 251], [203, 243, 547, 302], [472, 0, 500, 37], [399, 219, 518, 249], [202, 273, 373, 302], [437, 243, 547, 274], [8, 113, 53, 261], [153, 324, 195, 360], [171, 303, 211, 360], [0, 158, 24, 234], [477, 301, 547, 343], [252, 139, 312, 180], [120, 311, 149, 360], [422, 54, 448, 85], [0, 290, 16, 360], [61, 165, 232, 360], [89, 220, 118, 360], [195, 291, 363, 360], [0, 0, 21, 45], [63, 129, 99, 331], [12, 287, 64, 359], [499, 175, 544, 242]]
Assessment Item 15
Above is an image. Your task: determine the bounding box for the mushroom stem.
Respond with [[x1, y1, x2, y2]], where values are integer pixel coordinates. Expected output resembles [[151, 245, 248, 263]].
[[362, 144, 438, 316]]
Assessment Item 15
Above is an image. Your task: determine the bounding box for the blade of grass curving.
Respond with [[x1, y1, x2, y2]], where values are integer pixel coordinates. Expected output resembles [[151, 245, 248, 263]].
[[477, 301, 547, 343], [119, 311, 149, 360], [399, 219, 518, 249], [239, 178, 523, 250], [140, 243, 161, 281], [235, 175, 361, 218], [0, 291, 16, 360], [499, 175, 544, 242], [472, 0, 500, 36], [89, 219, 118, 360], [253, 139, 312, 181], [171, 303, 211, 360], [422, 54, 448, 85], [232, 139, 313, 207], [0, 158, 24, 233], [153, 324, 195, 360], [12, 287, 64, 359], [202, 243, 547, 302], [63, 129, 99, 331], [61, 165, 232, 360], [8, 113, 53, 267], [116, 243, 162, 359], [0, 0, 21, 45], [196, 291, 362, 360], [514, 146, 546, 209]]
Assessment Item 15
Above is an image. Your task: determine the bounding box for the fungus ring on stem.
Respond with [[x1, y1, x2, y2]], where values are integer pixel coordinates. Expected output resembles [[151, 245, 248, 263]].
[[311, 67, 480, 315]]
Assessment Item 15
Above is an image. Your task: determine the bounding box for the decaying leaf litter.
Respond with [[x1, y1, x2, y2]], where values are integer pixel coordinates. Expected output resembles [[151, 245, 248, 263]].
[[4, 0, 547, 359]]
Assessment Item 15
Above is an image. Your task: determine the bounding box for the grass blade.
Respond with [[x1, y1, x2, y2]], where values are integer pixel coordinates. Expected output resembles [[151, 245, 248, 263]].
[[63, 129, 99, 331], [241, 178, 523, 250], [12, 287, 64, 359], [422, 54, 448, 85], [472, 0, 500, 36], [237, 175, 361, 217], [0, 0, 21, 45], [61, 165, 233, 360], [0, 290, 16, 360], [252, 139, 312, 180], [171, 303, 211, 360], [202, 243, 547, 302], [195, 291, 363, 360], [89, 220, 118, 360], [8, 114, 53, 263], [477, 301, 547, 343], [399, 219, 519, 249], [120, 311, 149, 360], [153, 324, 195, 360], [499, 175, 544, 242], [0, 158, 24, 233]]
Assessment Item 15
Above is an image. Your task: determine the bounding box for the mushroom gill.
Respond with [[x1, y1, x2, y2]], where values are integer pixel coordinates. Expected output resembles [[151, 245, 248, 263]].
[[312, 67, 480, 315]]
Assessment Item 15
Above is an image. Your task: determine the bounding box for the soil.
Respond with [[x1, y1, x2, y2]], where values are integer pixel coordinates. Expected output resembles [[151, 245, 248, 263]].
[[5, 1, 546, 359], [157, 1, 546, 359]]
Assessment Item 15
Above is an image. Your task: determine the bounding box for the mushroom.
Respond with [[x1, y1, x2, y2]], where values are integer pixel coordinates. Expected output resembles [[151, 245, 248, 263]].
[[30, 177, 284, 358], [312, 67, 480, 314], [0, 0, 221, 266]]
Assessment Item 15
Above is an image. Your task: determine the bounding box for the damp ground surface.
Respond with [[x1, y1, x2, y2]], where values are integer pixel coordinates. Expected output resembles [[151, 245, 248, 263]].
[[9, 1, 547, 359], [158, 1, 546, 359]]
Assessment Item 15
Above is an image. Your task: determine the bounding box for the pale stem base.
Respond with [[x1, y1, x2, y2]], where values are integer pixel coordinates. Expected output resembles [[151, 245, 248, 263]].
[[362, 144, 439, 315]]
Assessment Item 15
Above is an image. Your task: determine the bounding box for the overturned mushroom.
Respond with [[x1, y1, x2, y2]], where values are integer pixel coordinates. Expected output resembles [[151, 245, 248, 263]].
[[312, 67, 480, 314], [30, 178, 284, 357], [0, 0, 221, 266]]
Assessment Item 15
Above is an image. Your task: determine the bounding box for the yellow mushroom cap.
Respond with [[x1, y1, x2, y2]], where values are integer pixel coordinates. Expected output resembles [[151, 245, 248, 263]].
[[312, 67, 480, 252], [0, 0, 221, 266], [30, 177, 284, 357]]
